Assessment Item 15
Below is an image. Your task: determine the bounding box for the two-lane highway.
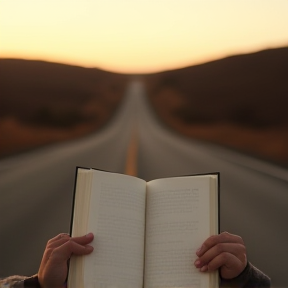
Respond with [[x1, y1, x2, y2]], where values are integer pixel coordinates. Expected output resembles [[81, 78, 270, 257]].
[[0, 81, 287, 287]]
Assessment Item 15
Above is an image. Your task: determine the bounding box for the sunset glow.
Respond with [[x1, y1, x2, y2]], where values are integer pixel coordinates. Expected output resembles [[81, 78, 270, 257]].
[[1, 0, 287, 73]]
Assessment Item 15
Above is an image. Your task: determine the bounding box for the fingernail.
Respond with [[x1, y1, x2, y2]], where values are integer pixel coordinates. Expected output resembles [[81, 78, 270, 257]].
[[200, 265, 208, 272], [85, 245, 94, 252], [194, 260, 201, 267], [196, 246, 202, 255], [86, 232, 93, 237]]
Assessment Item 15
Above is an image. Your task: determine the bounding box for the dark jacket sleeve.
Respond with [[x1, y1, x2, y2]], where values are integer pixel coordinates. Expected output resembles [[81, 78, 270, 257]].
[[220, 262, 271, 288]]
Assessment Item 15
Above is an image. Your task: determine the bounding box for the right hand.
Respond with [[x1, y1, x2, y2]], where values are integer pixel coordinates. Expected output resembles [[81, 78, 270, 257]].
[[194, 232, 247, 279]]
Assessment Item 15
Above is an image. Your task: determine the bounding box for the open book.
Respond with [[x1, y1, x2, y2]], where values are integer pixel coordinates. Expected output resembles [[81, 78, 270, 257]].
[[68, 168, 219, 288]]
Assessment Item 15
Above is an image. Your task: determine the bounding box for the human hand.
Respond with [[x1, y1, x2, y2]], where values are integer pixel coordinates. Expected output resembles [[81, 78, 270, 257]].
[[38, 233, 94, 288], [194, 232, 247, 279]]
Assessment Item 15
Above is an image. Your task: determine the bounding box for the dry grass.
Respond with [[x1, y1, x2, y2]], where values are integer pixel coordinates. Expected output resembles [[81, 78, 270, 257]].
[[165, 119, 288, 165], [0, 59, 128, 158], [0, 117, 100, 156]]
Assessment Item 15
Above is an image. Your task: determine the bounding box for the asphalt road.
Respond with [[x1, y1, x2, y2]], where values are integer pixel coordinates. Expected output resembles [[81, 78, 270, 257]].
[[1, 81, 287, 287]]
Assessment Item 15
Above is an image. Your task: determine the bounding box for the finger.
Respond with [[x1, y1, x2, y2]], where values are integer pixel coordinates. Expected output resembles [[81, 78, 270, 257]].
[[205, 252, 246, 279], [195, 242, 246, 268], [70, 233, 94, 246], [45, 233, 70, 248], [47, 237, 71, 249], [196, 232, 244, 257], [50, 233, 70, 242], [46, 233, 93, 250], [49, 239, 94, 262]]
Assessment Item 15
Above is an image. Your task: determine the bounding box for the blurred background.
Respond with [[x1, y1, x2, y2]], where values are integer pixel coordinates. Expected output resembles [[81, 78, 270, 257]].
[[0, 0, 288, 287]]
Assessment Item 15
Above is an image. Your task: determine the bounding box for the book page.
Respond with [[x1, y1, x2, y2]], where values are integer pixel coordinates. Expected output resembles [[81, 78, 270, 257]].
[[144, 175, 218, 288], [84, 170, 147, 288]]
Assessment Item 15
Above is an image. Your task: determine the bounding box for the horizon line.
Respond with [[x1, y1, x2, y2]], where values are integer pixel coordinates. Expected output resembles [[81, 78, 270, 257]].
[[1, 44, 287, 75]]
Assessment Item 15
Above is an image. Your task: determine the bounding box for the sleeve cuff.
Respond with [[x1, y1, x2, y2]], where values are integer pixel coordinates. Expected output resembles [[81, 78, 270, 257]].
[[23, 275, 41, 288], [220, 262, 271, 288]]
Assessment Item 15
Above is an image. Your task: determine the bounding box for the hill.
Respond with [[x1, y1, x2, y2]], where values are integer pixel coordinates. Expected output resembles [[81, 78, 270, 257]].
[[144, 47, 288, 166], [0, 59, 128, 158], [1, 47, 287, 167]]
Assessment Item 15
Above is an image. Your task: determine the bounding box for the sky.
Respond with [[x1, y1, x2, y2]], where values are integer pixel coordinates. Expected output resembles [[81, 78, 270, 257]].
[[1, 0, 287, 74]]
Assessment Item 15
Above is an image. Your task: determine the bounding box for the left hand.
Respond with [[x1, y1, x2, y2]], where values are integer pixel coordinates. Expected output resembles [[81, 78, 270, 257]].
[[38, 232, 94, 288], [194, 232, 247, 279]]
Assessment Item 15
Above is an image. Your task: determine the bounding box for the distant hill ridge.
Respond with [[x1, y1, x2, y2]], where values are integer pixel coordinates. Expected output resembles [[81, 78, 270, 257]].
[[0, 58, 128, 158], [143, 46, 288, 166], [0, 47, 287, 165], [0, 58, 128, 126], [145, 46, 288, 128]]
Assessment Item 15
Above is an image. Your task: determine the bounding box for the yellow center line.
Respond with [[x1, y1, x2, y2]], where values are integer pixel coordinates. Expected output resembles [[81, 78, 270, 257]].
[[125, 130, 138, 176]]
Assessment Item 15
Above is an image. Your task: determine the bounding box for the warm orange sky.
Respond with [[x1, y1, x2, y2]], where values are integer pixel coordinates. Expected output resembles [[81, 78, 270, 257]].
[[1, 0, 287, 73]]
